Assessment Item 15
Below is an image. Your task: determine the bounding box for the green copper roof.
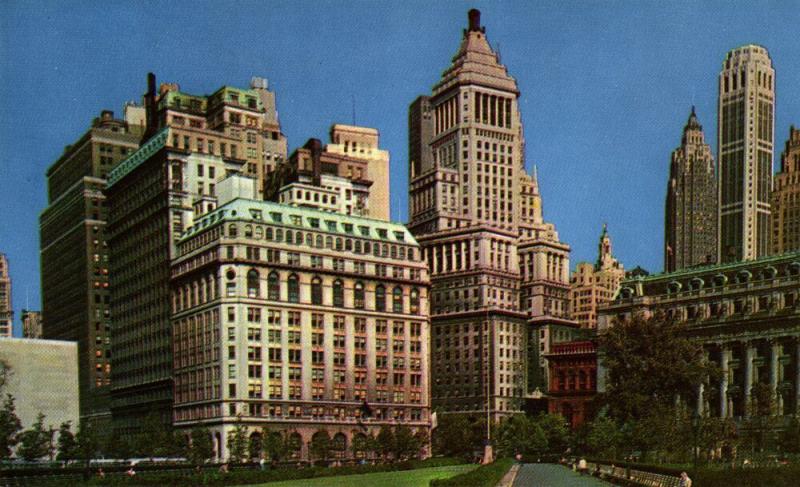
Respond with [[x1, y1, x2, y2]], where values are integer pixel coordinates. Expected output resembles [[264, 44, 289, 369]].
[[107, 128, 169, 187], [180, 198, 419, 246], [625, 250, 800, 285]]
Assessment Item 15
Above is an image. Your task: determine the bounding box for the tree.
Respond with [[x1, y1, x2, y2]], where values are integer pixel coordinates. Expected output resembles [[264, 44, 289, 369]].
[[375, 426, 394, 461], [495, 415, 547, 457], [137, 412, 182, 458], [0, 394, 21, 459], [17, 413, 55, 461], [310, 430, 332, 463], [599, 311, 717, 422], [188, 428, 214, 465], [431, 414, 483, 458], [261, 430, 288, 462], [534, 414, 571, 454], [393, 425, 421, 460], [75, 421, 101, 463], [585, 414, 623, 458], [226, 419, 249, 463], [56, 421, 78, 461]]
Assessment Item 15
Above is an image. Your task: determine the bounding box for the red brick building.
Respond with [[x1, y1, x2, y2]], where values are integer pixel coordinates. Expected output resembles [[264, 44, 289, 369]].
[[546, 340, 597, 429]]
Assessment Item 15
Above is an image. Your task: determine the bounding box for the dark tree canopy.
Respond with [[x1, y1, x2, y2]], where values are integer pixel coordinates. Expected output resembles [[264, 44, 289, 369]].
[[599, 311, 717, 422]]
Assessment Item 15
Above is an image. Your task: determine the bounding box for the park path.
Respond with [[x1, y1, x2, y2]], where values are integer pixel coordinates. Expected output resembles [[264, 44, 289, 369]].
[[512, 464, 613, 486]]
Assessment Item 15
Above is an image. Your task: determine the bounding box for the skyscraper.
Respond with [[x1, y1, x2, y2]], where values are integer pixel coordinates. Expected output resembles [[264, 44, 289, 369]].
[[718, 45, 774, 263], [408, 10, 572, 419], [106, 74, 286, 436], [39, 108, 145, 426], [0, 253, 11, 337], [772, 126, 800, 254], [665, 107, 717, 272], [569, 225, 625, 330], [21, 310, 42, 339]]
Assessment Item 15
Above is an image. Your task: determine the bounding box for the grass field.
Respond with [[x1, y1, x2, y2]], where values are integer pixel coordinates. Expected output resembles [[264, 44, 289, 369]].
[[243, 464, 478, 487]]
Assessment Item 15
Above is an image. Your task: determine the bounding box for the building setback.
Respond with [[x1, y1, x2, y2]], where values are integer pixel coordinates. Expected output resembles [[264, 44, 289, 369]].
[[106, 74, 286, 436], [408, 9, 574, 419], [600, 252, 800, 421], [0, 253, 11, 337], [39, 108, 144, 425], [718, 45, 774, 263], [665, 107, 717, 272], [772, 126, 800, 255], [171, 181, 430, 460]]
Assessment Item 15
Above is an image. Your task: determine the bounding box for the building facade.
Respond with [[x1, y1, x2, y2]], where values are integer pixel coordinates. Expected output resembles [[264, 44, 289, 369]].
[[600, 252, 800, 421], [0, 338, 80, 456], [408, 9, 573, 419], [569, 225, 625, 329], [171, 189, 430, 460], [772, 126, 800, 255], [21, 310, 42, 339], [106, 73, 286, 435], [0, 253, 11, 337], [718, 45, 775, 263], [270, 124, 390, 221], [39, 108, 144, 425], [546, 340, 597, 429], [665, 107, 717, 272]]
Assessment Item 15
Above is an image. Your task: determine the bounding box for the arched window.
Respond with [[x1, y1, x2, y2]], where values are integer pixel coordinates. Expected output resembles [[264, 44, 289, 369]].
[[247, 269, 260, 298], [228, 224, 238, 237], [268, 272, 280, 300], [288, 274, 300, 303], [375, 285, 386, 312], [354, 240, 362, 253], [306, 233, 313, 247], [393, 287, 403, 313], [336, 238, 343, 251], [311, 276, 323, 305], [244, 225, 253, 238], [410, 288, 420, 314], [364, 242, 371, 254], [354, 282, 365, 309], [275, 229, 283, 241], [266, 227, 273, 240], [326, 236, 333, 249], [315, 235, 323, 248], [333, 280, 344, 307], [285, 230, 293, 243]]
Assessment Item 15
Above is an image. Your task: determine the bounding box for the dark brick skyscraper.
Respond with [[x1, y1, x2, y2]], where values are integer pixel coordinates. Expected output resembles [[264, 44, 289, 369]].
[[665, 107, 717, 272]]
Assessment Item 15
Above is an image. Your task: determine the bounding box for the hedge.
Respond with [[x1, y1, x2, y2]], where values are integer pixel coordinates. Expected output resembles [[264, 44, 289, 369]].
[[74, 457, 465, 486], [429, 458, 513, 487]]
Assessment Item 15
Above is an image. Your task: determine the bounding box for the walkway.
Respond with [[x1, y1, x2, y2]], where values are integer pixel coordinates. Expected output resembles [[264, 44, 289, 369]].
[[513, 464, 613, 486]]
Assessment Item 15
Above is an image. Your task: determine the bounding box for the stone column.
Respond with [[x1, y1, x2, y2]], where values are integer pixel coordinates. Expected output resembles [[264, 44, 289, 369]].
[[744, 342, 755, 418], [432, 245, 439, 274], [720, 346, 730, 418], [770, 339, 781, 415], [696, 382, 705, 417]]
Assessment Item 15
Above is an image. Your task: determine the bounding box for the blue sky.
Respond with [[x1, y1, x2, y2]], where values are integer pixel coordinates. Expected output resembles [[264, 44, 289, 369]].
[[1, 1, 799, 335]]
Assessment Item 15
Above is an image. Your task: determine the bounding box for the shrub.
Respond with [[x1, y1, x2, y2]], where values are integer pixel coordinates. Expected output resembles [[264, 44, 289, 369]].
[[430, 458, 513, 487]]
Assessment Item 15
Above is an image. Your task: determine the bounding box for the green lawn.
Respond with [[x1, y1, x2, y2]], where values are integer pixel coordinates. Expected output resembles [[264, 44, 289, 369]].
[[243, 465, 478, 487]]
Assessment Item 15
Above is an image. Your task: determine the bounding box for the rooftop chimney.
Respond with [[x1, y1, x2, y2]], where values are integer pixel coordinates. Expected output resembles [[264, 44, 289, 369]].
[[468, 9, 482, 32]]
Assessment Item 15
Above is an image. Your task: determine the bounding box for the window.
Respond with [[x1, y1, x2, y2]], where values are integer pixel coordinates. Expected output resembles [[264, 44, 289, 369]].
[[375, 285, 386, 311], [288, 274, 300, 303], [311, 276, 323, 305], [333, 280, 344, 307], [268, 272, 280, 300], [247, 269, 260, 298], [410, 288, 420, 314], [393, 287, 403, 313], [354, 282, 365, 309]]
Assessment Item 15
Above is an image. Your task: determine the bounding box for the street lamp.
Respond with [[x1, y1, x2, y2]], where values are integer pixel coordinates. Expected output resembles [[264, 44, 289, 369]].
[[691, 410, 701, 467]]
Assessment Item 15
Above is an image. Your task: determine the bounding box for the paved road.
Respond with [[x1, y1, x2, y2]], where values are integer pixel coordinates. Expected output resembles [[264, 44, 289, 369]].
[[513, 464, 614, 486]]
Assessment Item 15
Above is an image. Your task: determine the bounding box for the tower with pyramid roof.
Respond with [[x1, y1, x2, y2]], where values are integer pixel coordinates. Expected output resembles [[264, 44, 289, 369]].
[[665, 106, 717, 272], [408, 10, 574, 419]]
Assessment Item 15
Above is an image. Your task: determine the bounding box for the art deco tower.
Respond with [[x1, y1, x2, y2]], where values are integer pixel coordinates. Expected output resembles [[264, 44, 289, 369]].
[[718, 45, 774, 263], [409, 10, 572, 418], [665, 107, 717, 272], [772, 126, 800, 254]]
